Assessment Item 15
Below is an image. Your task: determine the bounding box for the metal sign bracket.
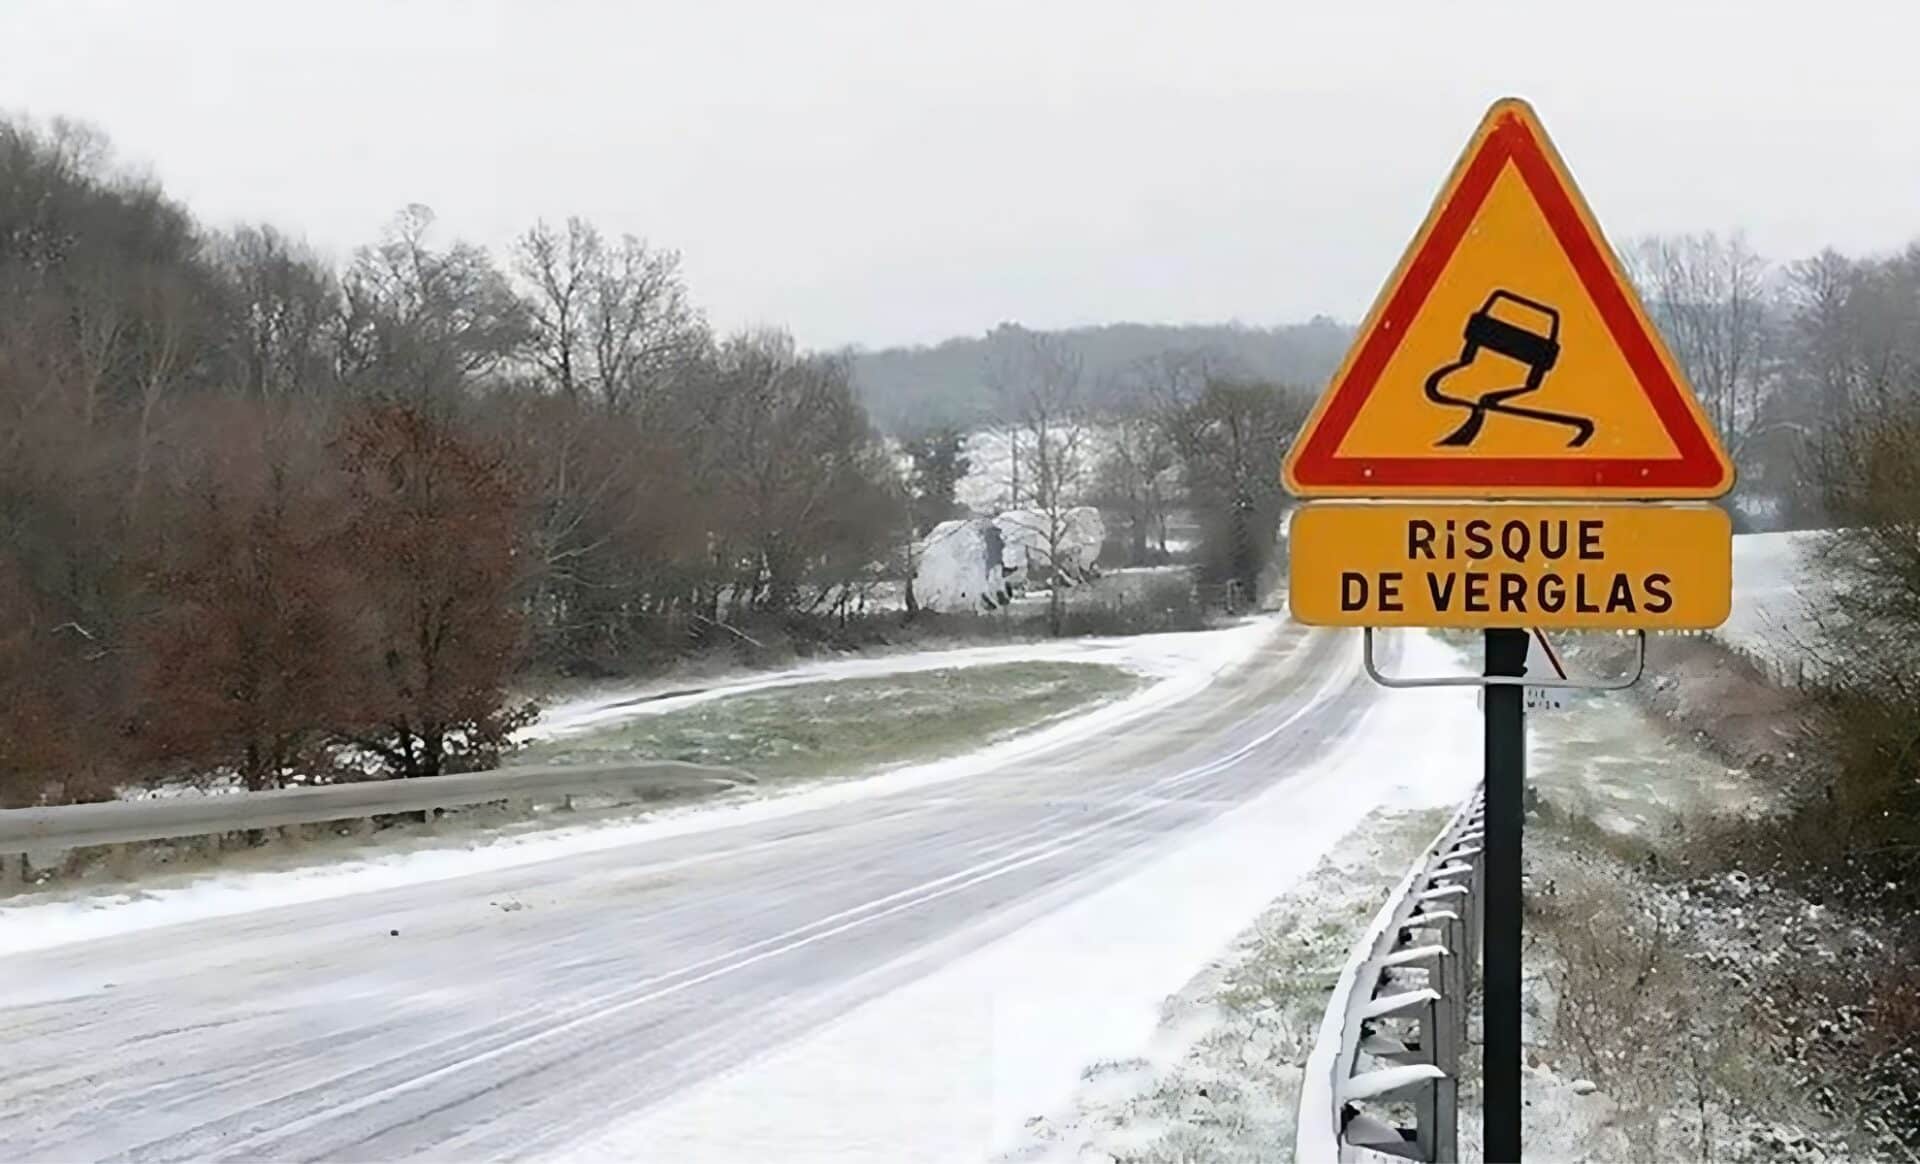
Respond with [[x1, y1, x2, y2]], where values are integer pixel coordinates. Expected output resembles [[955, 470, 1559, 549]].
[[1361, 627, 1646, 691]]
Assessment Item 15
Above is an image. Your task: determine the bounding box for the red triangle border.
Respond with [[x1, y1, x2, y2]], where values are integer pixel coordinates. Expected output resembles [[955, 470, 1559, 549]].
[[1288, 108, 1729, 493]]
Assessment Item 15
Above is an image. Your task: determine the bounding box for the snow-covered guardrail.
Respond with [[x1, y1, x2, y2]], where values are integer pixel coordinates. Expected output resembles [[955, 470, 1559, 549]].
[[1298, 786, 1486, 1163], [0, 761, 751, 886]]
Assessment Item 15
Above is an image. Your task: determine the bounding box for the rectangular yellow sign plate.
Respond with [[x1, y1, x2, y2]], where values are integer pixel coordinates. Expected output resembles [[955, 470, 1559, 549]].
[[1288, 502, 1731, 629]]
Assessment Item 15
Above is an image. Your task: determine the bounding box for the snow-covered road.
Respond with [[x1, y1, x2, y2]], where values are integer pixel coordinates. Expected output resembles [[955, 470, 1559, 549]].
[[0, 621, 1456, 1162]]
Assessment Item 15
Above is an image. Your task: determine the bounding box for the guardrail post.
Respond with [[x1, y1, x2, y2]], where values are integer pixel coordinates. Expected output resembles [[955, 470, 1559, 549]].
[[1435, 911, 1462, 1162], [1, 851, 23, 888], [1435, 1061, 1458, 1162], [1469, 819, 1486, 972], [1415, 1017, 1438, 1161]]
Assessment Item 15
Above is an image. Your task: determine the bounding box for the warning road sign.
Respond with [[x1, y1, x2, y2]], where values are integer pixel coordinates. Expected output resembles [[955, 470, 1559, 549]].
[[1286, 502, 1731, 629], [1277, 99, 1738, 1164], [1283, 98, 1734, 499]]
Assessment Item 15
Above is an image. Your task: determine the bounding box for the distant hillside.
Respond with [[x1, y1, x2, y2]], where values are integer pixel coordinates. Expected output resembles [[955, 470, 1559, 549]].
[[846, 319, 1353, 434]]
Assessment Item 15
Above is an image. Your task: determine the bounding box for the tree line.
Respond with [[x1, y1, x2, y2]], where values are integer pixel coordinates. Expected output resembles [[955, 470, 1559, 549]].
[[0, 116, 1320, 807], [0, 118, 903, 804], [850, 318, 1349, 433]]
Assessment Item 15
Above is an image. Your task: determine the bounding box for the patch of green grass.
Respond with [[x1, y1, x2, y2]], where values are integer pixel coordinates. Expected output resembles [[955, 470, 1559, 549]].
[[519, 662, 1139, 783]]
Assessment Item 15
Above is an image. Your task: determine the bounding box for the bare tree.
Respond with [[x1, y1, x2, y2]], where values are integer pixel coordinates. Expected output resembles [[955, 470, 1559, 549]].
[[1160, 376, 1308, 602], [1094, 407, 1176, 564], [1623, 232, 1776, 460], [213, 224, 341, 401], [485, 386, 703, 665], [994, 332, 1092, 635], [127, 265, 206, 514], [1783, 245, 1920, 415], [336, 205, 528, 404], [515, 217, 704, 414], [1131, 348, 1222, 416], [688, 331, 899, 619]]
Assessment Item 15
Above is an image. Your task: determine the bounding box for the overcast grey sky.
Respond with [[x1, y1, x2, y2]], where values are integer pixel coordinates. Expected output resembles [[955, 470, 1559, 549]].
[[2, 1, 1914, 350]]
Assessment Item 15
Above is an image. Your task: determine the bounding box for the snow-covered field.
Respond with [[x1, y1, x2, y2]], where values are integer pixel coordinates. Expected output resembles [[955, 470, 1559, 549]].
[[557, 632, 1480, 1163], [0, 622, 1278, 957]]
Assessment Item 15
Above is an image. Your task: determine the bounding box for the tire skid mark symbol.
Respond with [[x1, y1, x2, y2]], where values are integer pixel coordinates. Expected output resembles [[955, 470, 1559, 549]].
[[1423, 289, 1595, 448]]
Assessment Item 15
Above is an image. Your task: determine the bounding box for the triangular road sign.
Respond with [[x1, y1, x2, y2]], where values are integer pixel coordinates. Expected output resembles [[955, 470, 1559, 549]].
[[1284, 98, 1734, 499]]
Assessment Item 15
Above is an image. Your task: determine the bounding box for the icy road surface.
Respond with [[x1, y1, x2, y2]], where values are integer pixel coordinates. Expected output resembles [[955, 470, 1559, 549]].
[[0, 622, 1415, 1162]]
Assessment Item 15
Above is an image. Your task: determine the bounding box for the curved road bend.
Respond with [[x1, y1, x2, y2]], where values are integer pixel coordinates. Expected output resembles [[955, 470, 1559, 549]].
[[0, 621, 1386, 1162]]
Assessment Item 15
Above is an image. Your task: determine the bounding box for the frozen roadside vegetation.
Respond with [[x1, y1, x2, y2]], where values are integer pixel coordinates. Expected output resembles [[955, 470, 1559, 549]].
[[0, 620, 1277, 956], [1457, 839, 1870, 1163], [1449, 635, 1878, 1162]]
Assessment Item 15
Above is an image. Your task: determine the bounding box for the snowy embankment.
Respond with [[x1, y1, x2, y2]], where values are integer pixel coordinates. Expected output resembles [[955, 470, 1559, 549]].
[[0, 621, 1278, 957], [559, 632, 1480, 1164], [1719, 530, 1821, 674]]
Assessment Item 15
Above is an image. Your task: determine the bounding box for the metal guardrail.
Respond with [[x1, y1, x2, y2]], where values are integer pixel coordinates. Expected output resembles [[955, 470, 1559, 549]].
[[1298, 785, 1487, 1163], [0, 761, 752, 884]]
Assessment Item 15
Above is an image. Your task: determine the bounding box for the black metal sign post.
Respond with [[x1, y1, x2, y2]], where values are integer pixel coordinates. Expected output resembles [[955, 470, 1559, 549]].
[[1482, 627, 1529, 1163]]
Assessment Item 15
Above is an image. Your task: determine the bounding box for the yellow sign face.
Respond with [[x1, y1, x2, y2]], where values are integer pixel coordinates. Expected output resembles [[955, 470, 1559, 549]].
[[1283, 99, 1734, 499], [1287, 503, 1731, 629]]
